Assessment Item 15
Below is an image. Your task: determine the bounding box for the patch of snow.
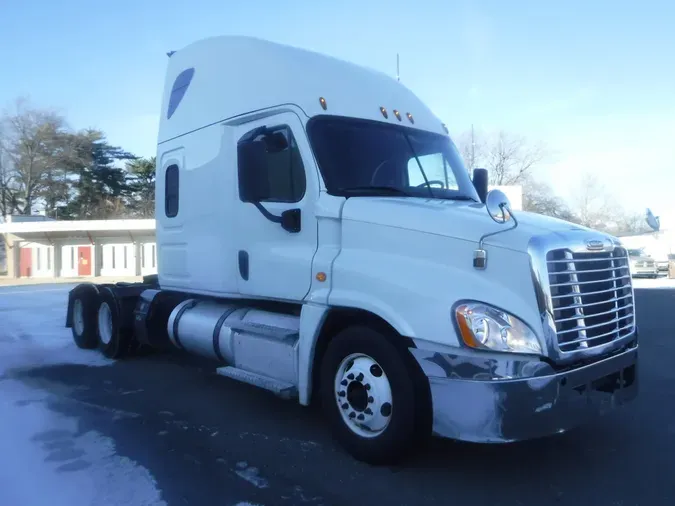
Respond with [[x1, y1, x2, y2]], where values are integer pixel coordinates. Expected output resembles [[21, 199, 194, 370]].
[[0, 285, 113, 376], [0, 284, 165, 505], [0, 379, 166, 506], [234, 461, 269, 489]]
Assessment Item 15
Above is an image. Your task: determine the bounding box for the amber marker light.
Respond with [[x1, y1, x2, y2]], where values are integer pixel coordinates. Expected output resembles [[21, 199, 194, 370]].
[[316, 272, 327, 282], [319, 97, 327, 110], [455, 305, 483, 349]]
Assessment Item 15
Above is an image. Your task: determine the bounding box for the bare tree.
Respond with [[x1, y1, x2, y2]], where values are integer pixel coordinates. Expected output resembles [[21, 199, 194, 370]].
[[0, 99, 83, 215], [456, 129, 548, 185], [522, 179, 578, 222], [613, 211, 653, 236], [572, 173, 614, 231]]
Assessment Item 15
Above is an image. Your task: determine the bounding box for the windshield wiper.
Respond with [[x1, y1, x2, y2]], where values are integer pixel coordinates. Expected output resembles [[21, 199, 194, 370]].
[[337, 186, 412, 197], [443, 195, 479, 202]]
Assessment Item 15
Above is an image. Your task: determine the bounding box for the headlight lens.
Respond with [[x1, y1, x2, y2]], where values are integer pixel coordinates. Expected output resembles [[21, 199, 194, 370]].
[[455, 302, 542, 355]]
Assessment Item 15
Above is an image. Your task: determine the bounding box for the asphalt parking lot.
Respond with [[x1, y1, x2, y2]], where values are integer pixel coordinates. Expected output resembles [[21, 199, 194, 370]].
[[1, 284, 674, 506]]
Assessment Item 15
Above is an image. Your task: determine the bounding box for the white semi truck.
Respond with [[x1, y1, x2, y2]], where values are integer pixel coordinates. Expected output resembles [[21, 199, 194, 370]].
[[66, 35, 639, 464]]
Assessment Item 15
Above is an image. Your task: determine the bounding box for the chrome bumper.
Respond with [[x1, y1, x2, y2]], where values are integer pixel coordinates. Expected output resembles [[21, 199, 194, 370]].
[[409, 343, 638, 443]]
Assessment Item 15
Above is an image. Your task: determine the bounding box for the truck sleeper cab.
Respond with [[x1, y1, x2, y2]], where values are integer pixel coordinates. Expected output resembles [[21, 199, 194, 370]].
[[65, 35, 638, 465]]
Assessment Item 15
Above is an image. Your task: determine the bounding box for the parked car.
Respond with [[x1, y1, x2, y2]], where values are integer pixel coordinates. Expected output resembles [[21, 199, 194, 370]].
[[627, 248, 659, 278]]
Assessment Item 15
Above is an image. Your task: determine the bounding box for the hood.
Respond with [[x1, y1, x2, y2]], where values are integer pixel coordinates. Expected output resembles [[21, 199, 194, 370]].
[[341, 197, 598, 253]]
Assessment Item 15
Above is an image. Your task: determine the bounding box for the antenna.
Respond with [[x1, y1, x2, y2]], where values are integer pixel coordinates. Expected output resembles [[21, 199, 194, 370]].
[[396, 53, 400, 82]]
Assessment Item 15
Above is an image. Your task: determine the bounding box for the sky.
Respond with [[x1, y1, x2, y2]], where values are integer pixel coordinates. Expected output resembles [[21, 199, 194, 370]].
[[2, 0, 674, 225]]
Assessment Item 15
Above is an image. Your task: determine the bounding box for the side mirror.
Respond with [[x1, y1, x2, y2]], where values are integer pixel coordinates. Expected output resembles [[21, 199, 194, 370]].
[[472, 168, 488, 203], [281, 209, 301, 233], [238, 140, 270, 202], [485, 189, 513, 224]]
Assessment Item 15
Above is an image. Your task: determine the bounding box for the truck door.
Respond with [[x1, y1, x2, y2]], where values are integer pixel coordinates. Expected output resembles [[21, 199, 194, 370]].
[[234, 111, 319, 302]]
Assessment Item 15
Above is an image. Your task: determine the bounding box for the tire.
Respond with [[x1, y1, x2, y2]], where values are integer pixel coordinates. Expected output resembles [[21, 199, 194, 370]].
[[96, 287, 134, 359], [70, 288, 100, 349], [319, 325, 429, 465]]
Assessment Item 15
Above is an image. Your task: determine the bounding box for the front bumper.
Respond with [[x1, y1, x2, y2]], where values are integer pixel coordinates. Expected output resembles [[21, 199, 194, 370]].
[[409, 342, 638, 443]]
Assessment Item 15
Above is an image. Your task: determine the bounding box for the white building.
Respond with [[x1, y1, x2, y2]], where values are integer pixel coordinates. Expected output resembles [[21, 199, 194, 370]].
[[0, 216, 157, 279], [618, 229, 674, 262]]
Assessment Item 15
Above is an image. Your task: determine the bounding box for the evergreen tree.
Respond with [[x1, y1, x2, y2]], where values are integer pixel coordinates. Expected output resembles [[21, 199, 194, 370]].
[[126, 156, 156, 218], [63, 129, 135, 219]]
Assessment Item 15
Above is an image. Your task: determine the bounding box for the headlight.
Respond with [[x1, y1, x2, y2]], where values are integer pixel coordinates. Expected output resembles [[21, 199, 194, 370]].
[[454, 302, 542, 355]]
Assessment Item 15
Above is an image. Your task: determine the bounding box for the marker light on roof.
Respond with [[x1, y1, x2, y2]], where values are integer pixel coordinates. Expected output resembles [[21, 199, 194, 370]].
[[319, 97, 327, 110], [393, 109, 402, 121], [380, 106, 388, 119], [406, 112, 414, 124]]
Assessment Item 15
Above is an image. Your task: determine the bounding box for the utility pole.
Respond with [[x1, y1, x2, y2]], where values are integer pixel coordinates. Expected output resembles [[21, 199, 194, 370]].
[[471, 124, 475, 169], [396, 53, 400, 82]]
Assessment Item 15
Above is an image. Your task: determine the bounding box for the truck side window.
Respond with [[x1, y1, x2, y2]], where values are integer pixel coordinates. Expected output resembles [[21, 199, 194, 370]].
[[238, 126, 306, 203], [165, 164, 179, 217]]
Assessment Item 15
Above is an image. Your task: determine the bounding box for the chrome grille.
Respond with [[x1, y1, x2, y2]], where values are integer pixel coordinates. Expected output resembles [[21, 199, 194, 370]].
[[546, 247, 635, 352]]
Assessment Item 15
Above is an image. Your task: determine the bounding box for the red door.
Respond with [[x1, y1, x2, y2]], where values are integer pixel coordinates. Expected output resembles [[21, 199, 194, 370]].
[[78, 246, 92, 276], [19, 248, 32, 277]]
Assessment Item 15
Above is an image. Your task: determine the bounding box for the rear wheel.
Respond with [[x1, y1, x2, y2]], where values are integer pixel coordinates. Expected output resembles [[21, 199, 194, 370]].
[[320, 325, 428, 465], [71, 288, 99, 349], [96, 287, 134, 359]]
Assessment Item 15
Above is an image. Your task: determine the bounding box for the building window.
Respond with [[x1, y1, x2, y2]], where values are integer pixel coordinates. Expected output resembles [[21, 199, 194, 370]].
[[47, 248, 51, 270], [124, 246, 128, 269], [36, 248, 41, 270], [165, 164, 179, 217], [152, 245, 156, 268], [237, 125, 306, 203], [141, 245, 145, 268], [111, 246, 116, 269], [71, 248, 75, 269]]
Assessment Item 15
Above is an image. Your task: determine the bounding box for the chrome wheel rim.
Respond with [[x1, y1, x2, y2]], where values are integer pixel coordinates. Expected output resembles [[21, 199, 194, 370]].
[[97, 302, 113, 345], [73, 299, 84, 336], [334, 353, 393, 438]]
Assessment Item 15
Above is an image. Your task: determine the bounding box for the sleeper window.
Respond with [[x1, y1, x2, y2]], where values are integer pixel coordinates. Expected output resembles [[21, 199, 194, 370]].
[[165, 164, 179, 217]]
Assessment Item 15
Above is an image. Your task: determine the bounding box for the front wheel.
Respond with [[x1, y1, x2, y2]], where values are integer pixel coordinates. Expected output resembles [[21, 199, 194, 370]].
[[319, 325, 429, 465]]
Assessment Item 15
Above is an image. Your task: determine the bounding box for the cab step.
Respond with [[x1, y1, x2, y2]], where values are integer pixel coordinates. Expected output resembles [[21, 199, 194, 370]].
[[216, 366, 298, 399]]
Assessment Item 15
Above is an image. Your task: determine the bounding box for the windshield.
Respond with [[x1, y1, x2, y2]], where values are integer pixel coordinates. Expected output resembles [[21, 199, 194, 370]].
[[307, 116, 480, 201], [628, 249, 645, 257]]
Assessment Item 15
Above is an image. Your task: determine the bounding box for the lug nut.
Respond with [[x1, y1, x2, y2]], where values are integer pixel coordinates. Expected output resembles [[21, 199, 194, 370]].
[[338, 391, 346, 397], [368, 396, 374, 403], [349, 412, 356, 419], [365, 384, 371, 390], [356, 373, 364, 382], [347, 373, 354, 380], [341, 403, 349, 410], [364, 408, 373, 415], [341, 380, 348, 386], [357, 414, 365, 421]]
